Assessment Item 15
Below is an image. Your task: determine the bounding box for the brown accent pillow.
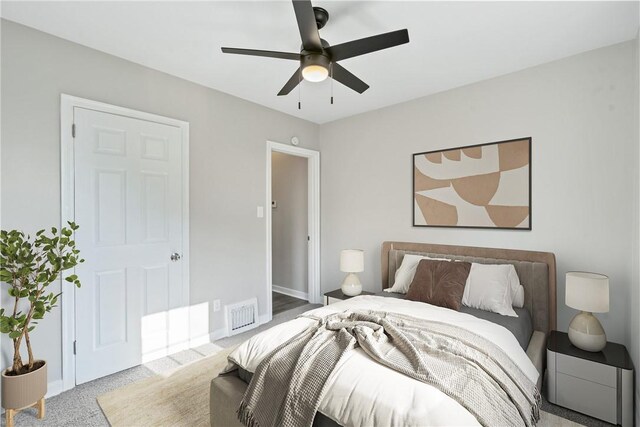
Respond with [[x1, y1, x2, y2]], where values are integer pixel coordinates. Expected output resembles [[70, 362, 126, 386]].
[[406, 259, 471, 310]]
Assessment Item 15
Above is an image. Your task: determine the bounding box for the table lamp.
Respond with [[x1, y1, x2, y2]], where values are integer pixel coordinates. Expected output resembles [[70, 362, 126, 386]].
[[566, 271, 609, 352], [340, 249, 364, 296]]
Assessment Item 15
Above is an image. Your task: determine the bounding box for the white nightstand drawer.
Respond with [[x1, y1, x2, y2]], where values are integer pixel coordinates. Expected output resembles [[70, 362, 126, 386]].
[[326, 297, 341, 305], [556, 353, 616, 387], [556, 372, 617, 424]]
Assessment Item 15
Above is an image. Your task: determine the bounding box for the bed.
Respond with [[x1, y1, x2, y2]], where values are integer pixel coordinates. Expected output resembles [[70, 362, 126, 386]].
[[210, 241, 557, 426]]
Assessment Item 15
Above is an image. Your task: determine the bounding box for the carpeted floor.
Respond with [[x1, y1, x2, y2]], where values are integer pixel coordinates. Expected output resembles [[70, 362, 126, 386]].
[[6, 301, 614, 427], [7, 303, 319, 427]]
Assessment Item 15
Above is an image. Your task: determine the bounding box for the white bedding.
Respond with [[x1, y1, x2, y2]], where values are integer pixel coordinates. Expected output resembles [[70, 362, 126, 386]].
[[226, 295, 539, 427]]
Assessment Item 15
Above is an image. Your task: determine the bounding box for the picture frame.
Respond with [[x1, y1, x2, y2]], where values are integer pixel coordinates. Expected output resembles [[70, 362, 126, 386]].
[[413, 137, 531, 230]]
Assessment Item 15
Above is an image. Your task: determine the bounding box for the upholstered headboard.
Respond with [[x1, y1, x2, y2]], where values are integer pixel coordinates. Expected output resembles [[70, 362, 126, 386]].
[[381, 242, 557, 334]]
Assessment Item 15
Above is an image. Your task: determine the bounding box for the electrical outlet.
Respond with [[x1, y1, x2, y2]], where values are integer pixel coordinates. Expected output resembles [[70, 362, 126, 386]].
[[213, 299, 221, 312]]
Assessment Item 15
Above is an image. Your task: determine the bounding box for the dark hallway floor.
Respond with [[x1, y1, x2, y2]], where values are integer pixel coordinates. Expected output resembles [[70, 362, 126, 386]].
[[272, 291, 308, 315]]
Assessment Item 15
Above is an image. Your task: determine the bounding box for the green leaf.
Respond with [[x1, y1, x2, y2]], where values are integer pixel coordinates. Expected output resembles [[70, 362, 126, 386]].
[[0, 223, 83, 340]]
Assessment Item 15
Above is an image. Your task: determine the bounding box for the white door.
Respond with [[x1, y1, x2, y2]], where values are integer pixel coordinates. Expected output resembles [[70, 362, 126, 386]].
[[74, 107, 185, 384]]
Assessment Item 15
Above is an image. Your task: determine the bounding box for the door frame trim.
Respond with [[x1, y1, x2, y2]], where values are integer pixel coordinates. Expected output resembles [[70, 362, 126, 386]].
[[60, 94, 190, 391], [266, 141, 321, 322]]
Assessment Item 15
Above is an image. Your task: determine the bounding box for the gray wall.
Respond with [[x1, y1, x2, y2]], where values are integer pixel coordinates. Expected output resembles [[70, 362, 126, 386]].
[[0, 20, 319, 385], [271, 152, 308, 296], [631, 29, 640, 426], [319, 41, 637, 347], [2, 19, 639, 418]]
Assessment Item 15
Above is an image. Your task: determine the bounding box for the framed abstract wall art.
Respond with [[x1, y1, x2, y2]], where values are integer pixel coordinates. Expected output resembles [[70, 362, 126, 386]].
[[413, 137, 531, 229]]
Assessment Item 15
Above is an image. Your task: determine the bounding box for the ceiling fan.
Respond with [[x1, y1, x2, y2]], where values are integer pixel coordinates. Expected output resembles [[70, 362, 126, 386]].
[[221, 0, 409, 96]]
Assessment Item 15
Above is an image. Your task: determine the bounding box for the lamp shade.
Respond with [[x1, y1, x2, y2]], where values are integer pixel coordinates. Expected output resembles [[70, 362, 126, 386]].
[[565, 272, 609, 313], [340, 249, 364, 273]]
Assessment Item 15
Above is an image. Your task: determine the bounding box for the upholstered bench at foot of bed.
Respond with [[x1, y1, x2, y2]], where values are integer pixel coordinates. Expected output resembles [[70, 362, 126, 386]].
[[210, 371, 341, 427], [210, 373, 245, 427]]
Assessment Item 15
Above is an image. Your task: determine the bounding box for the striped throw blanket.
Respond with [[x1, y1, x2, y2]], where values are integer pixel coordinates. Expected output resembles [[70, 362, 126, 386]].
[[237, 310, 541, 427]]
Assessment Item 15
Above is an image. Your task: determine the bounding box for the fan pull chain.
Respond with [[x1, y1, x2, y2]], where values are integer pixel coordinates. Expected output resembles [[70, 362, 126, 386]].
[[330, 63, 334, 105], [298, 68, 302, 110]]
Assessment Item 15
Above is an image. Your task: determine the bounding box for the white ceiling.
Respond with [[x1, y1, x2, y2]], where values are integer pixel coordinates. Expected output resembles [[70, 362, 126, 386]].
[[2, 1, 638, 124]]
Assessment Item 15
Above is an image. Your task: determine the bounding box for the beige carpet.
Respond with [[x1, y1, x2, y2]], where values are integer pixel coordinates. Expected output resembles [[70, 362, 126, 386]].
[[98, 347, 583, 427]]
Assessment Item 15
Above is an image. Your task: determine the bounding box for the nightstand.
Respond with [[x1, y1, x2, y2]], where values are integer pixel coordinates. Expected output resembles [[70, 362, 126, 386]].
[[547, 330, 634, 426], [323, 289, 375, 305]]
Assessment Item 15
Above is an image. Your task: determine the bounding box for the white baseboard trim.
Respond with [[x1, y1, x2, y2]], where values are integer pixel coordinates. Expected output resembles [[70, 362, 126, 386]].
[[209, 328, 227, 342], [46, 379, 64, 399], [272, 285, 309, 301], [259, 313, 271, 325]]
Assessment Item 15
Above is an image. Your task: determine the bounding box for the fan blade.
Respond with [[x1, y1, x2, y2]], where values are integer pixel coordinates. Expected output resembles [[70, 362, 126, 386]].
[[326, 29, 409, 61], [221, 47, 300, 61], [292, 0, 323, 52], [332, 63, 369, 94], [277, 68, 302, 96]]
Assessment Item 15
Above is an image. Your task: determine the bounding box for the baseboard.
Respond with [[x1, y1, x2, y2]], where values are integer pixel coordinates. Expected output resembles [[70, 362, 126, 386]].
[[259, 313, 271, 325], [209, 328, 227, 342], [46, 379, 64, 399], [272, 285, 309, 301]]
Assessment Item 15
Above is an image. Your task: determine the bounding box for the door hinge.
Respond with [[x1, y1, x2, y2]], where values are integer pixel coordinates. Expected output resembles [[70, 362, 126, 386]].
[[71, 123, 76, 138], [73, 340, 76, 355], [307, 235, 310, 241]]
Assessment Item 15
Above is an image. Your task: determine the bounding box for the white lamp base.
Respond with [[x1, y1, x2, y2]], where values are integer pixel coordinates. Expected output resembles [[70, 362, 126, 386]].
[[568, 311, 606, 352], [341, 273, 362, 296]]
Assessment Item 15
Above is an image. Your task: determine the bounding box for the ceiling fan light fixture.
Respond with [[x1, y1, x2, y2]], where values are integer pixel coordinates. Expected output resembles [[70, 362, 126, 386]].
[[301, 53, 331, 83], [302, 64, 329, 82], [221, 0, 409, 96]]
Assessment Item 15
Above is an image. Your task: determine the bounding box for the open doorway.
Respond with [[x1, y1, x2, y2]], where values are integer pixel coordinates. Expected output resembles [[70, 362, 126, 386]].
[[271, 152, 309, 314], [266, 141, 320, 322]]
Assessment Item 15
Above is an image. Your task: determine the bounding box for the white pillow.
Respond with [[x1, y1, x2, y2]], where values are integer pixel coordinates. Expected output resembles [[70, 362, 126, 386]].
[[384, 254, 450, 294], [509, 267, 525, 308], [462, 263, 518, 317]]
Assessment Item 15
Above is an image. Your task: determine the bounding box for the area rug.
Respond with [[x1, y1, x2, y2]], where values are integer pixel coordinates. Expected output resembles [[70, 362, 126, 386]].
[[539, 411, 584, 427], [97, 346, 234, 427], [98, 346, 583, 427]]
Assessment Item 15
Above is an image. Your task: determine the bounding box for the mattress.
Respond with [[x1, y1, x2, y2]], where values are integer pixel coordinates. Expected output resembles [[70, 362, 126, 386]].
[[377, 291, 533, 349], [224, 295, 539, 427]]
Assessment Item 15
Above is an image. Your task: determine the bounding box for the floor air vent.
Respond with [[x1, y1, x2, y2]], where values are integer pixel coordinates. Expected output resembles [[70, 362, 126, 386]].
[[225, 298, 259, 336]]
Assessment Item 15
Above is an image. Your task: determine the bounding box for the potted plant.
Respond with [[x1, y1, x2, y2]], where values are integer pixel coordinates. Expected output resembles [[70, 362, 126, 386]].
[[0, 222, 82, 426]]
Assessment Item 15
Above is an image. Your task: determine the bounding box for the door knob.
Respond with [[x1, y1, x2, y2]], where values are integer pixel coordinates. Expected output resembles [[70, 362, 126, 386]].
[[170, 253, 181, 262]]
